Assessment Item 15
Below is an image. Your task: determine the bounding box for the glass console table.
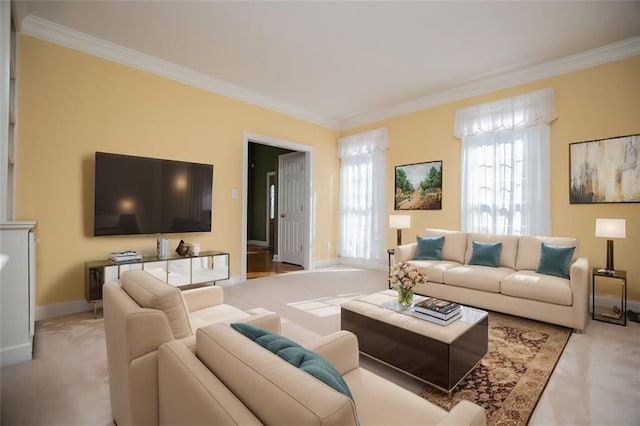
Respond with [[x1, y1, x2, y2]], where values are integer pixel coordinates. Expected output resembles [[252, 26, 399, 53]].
[[84, 251, 229, 316]]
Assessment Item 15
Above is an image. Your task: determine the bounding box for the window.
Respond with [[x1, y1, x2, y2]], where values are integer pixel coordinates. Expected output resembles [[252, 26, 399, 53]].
[[338, 128, 388, 260], [455, 89, 556, 236]]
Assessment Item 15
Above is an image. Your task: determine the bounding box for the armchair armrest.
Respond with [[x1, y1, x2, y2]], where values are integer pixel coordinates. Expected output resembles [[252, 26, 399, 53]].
[[436, 400, 486, 426], [158, 341, 262, 425], [182, 285, 224, 312], [395, 243, 417, 263], [304, 330, 359, 376]]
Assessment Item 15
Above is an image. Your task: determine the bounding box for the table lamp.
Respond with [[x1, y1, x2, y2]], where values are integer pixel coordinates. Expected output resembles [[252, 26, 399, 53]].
[[595, 218, 626, 272], [389, 214, 411, 246]]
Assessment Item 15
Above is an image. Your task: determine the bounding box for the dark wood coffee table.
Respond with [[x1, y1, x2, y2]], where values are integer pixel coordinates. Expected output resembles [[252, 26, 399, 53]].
[[341, 290, 488, 394]]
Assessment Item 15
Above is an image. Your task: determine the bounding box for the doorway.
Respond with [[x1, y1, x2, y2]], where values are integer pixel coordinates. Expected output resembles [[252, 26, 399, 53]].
[[242, 132, 314, 281]]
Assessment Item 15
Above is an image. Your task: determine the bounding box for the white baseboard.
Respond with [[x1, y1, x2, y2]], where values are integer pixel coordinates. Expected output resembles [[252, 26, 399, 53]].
[[247, 240, 268, 247], [35, 299, 98, 321], [0, 341, 33, 367], [338, 257, 387, 271], [313, 258, 340, 269]]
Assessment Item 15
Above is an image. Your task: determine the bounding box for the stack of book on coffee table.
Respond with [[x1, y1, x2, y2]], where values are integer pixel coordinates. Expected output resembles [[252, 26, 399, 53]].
[[412, 297, 461, 325]]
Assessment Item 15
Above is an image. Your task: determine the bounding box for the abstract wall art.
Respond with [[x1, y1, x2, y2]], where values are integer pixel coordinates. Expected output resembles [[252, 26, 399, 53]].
[[569, 134, 640, 204]]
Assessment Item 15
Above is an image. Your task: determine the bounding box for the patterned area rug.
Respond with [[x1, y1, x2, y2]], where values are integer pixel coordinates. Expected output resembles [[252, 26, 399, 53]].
[[420, 312, 571, 425]]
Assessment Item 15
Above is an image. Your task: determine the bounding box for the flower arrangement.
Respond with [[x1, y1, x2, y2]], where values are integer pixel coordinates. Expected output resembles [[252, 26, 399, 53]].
[[389, 262, 429, 306]]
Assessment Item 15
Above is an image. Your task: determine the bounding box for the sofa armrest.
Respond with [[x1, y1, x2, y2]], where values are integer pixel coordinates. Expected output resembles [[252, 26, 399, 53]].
[[304, 330, 359, 376], [182, 285, 224, 312], [570, 256, 590, 332], [436, 400, 486, 426], [243, 312, 282, 335], [395, 243, 417, 262]]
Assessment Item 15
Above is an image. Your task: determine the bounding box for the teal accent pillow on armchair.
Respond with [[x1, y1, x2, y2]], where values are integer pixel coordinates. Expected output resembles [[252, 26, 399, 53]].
[[536, 242, 576, 278], [413, 236, 444, 260], [468, 241, 502, 267], [230, 323, 353, 399]]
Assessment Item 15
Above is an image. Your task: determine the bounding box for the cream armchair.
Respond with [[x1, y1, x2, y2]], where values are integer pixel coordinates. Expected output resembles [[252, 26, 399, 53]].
[[103, 269, 280, 426], [157, 323, 486, 425]]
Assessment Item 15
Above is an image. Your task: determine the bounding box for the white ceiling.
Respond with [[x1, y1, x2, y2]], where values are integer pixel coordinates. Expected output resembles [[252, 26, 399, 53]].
[[18, 1, 640, 130]]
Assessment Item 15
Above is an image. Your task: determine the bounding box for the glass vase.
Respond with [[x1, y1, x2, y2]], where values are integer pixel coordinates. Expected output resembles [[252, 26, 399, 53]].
[[397, 286, 414, 307]]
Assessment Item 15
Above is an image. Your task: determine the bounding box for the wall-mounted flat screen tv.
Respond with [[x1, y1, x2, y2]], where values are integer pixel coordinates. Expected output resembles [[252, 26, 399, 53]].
[[94, 152, 213, 236]]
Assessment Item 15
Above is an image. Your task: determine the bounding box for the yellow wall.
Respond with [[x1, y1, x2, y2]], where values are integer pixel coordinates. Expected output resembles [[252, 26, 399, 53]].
[[342, 56, 640, 302], [16, 36, 339, 306], [16, 34, 640, 308]]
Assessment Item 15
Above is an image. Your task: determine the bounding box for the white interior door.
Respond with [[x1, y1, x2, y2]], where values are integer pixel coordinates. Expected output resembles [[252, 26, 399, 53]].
[[278, 152, 305, 266]]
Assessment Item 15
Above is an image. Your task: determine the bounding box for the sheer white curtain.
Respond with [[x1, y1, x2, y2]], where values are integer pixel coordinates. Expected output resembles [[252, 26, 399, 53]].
[[338, 128, 388, 260], [454, 88, 556, 236]]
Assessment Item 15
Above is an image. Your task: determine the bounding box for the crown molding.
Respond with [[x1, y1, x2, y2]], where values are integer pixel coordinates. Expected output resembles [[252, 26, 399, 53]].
[[20, 15, 340, 130], [19, 14, 639, 132], [338, 37, 640, 130]]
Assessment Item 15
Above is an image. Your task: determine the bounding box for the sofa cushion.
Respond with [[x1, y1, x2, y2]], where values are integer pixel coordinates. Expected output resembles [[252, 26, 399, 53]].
[[230, 323, 352, 399], [465, 233, 519, 269], [424, 229, 468, 263], [501, 270, 573, 306], [414, 236, 444, 260], [406, 260, 461, 284], [536, 242, 576, 278], [516, 236, 578, 271], [468, 241, 502, 267], [196, 324, 358, 425], [121, 270, 192, 339], [444, 265, 513, 293]]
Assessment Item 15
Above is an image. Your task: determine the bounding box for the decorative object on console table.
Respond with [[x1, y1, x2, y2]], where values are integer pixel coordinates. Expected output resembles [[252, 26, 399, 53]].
[[157, 236, 169, 258], [175, 239, 189, 256], [592, 268, 626, 326], [394, 161, 443, 210], [389, 261, 428, 307], [595, 218, 626, 273], [389, 215, 411, 246]]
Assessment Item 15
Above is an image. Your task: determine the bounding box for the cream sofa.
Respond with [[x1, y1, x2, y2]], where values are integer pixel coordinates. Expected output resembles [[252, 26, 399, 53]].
[[395, 228, 589, 332], [103, 269, 281, 426], [157, 322, 487, 425]]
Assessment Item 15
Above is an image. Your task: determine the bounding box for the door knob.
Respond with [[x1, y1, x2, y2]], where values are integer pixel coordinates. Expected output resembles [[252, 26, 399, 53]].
[[280, 213, 286, 218]]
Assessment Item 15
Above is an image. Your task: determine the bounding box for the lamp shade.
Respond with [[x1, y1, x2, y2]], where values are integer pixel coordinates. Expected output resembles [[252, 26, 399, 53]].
[[595, 218, 626, 239], [389, 215, 411, 229]]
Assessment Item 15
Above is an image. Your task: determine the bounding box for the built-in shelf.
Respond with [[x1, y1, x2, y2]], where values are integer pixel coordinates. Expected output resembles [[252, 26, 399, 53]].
[[2, 0, 19, 222]]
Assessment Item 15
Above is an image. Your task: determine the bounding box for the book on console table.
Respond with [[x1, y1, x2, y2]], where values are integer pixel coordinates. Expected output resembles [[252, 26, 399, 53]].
[[414, 297, 460, 320], [109, 250, 143, 263], [411, 309, 462, 326]]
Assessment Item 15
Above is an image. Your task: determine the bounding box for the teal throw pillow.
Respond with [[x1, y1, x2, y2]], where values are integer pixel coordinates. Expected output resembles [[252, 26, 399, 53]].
[[230, 323, 352, 399], [468, 241, 502, 267], [414, 236, 444, 260], [536, 242, 576, 279]]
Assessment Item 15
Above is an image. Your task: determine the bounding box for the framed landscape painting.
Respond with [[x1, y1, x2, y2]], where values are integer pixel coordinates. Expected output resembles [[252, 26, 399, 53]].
[[569, 134, 640, 204], [394, 161, 442, 210]]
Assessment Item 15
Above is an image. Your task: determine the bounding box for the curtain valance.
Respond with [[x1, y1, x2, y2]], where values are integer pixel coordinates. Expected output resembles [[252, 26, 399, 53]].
[[454, 88, 557, 139], [338, 127, 389, 159]]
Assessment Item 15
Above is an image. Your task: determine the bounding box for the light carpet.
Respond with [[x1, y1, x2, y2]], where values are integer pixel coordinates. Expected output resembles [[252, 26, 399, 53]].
[[420, 312, 571, 425]]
